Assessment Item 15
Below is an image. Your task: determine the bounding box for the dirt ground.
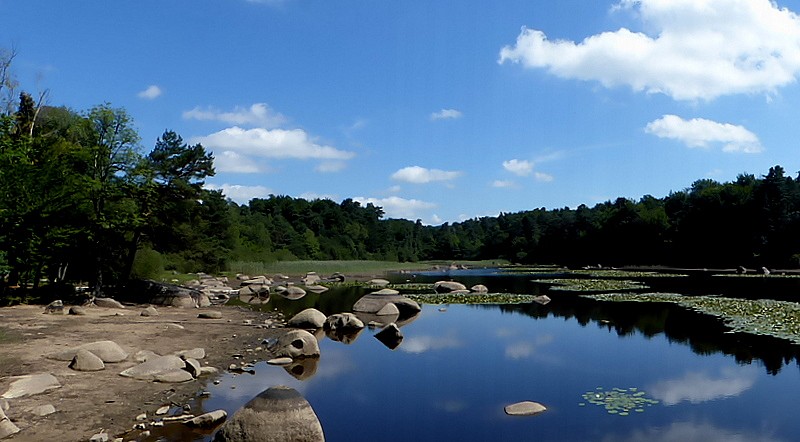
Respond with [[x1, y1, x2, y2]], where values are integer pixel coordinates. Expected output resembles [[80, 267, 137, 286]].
[[0, 303, 286, 442]]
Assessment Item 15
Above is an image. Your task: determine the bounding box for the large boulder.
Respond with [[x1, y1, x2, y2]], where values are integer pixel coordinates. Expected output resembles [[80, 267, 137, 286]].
[[1, 373, 61, 399], [353, 292, 420, 316], [213, 386, 324, 442], [434, 281, 467, 293], [470, 284, 489, 293], [93, 297, 125, 309], [69, 349, 105, 371], [287, 309, 327, 329], [324, 313, 364, 332], [268, 330, 320, 359], [119, 355, 186, 381], [124, 279, 203, 308], [374, 323, 403, 350]]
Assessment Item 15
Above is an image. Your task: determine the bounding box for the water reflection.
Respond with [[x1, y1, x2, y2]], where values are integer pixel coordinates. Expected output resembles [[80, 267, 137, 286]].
[[649, 367, 757, 405], [400, 332, 463, 354], [504, 334, 554, 360], [600, 421, 784, 442]]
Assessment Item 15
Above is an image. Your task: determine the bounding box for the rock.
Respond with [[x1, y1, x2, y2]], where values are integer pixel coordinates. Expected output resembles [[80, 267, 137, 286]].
[[434, 281, 467, 293], [470, 284, 489, 293], [504, 401, 547, 416], [287, 308, 327, 329], [183, 358, 202, 378], [125, 279, 203, 308], [198, 311, 223, 319], [737, 266, 747, 275], [135, 412, 147, 421], [268, 329, 320, 359], [760, 266, 771, 275], [241, 276, 268, 286], [141, 306, 159, 316], [376, 303, 400, 316], [371, 288, 399, 295], [69, 349, 105, 371], [51, 340, 128, 363], [68, 305, 87, 315], [266, 357, 293, 366], [368, 278, 390, 287], [302, 272, 321, 285], [374, 323, 403, 350], [281, 286, 306, 300], [324, 313, 364, 331], [1, 373, 61, 399], [154, 368, 195, 383], [0, 408, 19, 439], [133, 350, 160, 363], [185, 409, 227, 428], [305, 284, 329, 294], [532, 295, 551, 305], [156, 405, 170, 415], [282, 358, 319, 380], [328, 272, 345, 282], [29, 404, 56, 417], [44, 300, 64, 315], [213, 386, 324, 442], [0, 399, 7, 411], [119, 355, 186, 381], [93, 297, 126, 308], [353, 292, 421, 316], [199, 366, 219, 376], [175, 348, 205, 360], [89, 432, 109, 442]]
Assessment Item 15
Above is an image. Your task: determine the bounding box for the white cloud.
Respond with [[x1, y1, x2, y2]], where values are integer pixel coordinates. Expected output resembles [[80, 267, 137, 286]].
[[213, 150, 262, 173], [430, 108, 463, 121], [400, 334, 462, 354], [315, 161, 347, 173], [649, 368, 756, 406], [353, 196, 436, 220], [534, 171, 554, 182], [492, 180, 516, 188], [192, 127, 355, 161], [299, 192, 337, 201], [391, 166, 462, 184], [137, 85, 162, 100], [502, 159, 534, 176], [205, 183, 272, 204], [645, 115, 763, 153], [429, 214, 442, 225], [183, 103, 287, 128], [499, 0, 800, 101], [387, 185, 402, 193]]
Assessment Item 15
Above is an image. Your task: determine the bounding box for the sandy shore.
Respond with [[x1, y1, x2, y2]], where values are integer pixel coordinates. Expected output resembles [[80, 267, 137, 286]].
[[0, 303, 286, 441]]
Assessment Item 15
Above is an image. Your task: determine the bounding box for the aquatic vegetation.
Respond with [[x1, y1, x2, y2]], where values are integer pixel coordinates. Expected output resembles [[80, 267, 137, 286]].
[[584, 293, 800, 345], [405, 293, 538, 305], [571, 270, 688, 278], [391, 283, 436, 291], [579, 387, 659, 415], [500, 265, 568, 274], [545, 279, 648, 292]]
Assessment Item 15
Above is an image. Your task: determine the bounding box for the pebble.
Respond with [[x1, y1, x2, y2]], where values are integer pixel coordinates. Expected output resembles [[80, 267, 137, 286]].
[[135, 413, 147, 421], [156, 405, 170, 415]]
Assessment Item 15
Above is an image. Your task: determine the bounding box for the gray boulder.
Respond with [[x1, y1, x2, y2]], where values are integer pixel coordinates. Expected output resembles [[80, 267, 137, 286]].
[[302, 272, 321, 285], [93, 297, 126, 308], [470, 284, 489, 293], [68, 305, 86, 315], [213, 386, 324, 442], [69, 349, 105, 371], [268, 330, 320, 359], [324, 313, 364, 332], [154, 368, 194, 383], [368, 278, 390, 287], [353, 292, 421, 316], [287, 308, 327, 329], [1, 373, 61, 399], [185, 409, 227, 428], [305, 285, 329, 294], [141, 306, 159, 317], [434, 281, 467, 293], [374, 323, 403, 350], [50, 340, 128, 363], [119, 355, 186, 381], [0, 408, 20, 439], [175, 348, 206, 360], [504, 401, 547, 416], [376, 303, 400, 316], [198, 311, 223, 319]]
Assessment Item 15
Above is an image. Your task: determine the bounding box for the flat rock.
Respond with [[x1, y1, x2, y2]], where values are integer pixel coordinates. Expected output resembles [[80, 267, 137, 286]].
[[533, 295, 551, 305], [0, 408, 20, 439], [50, 340, 128, 363], [30, 404, 56, 416], [68, 305, 87, 315], [185, 409, 227, 428], [141, 306, 159, 316], [133, 350, 160, 363], [353, 293, 421, 316], [198, 311, 223, 319], [1, 373, 61, 399], [199, 366, 219, 376], [119, 355, 185, 381], [69, 349, 105, 371], [267, 357, 293, 366], [281, 286, 306, 300], [175, 348, 206, 360], [504, 401, 547, 416], [368, 278, 390, 287], [370, 288, 399, 295], [305, 285, 328, 294], [154, 368, 194, 383], [93, 297, 125, 309], [434, 281, 467, 293], [470, 284, 489, 293]]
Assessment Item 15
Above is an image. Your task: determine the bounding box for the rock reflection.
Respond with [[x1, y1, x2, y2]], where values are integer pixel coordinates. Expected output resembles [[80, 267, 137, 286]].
[[283, 357, 319, 380], [214, 385, 324, 442], [325, 327, 364, 345]]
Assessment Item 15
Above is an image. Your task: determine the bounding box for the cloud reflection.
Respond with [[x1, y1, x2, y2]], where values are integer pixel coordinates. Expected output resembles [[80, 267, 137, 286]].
[[649, 367, 757, 405], [401, 334, 462, 354], [504, 335, 554, 360], [601, 420, 784, 442]]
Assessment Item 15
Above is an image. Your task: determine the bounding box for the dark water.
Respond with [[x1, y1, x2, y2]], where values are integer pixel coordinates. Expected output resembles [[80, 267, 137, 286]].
[[178, 270, 800, 441]]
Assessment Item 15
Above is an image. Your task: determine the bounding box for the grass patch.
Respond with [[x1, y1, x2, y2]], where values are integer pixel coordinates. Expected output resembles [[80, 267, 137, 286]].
[[584, 292, 800, 345], [545, 279, 648, 292]]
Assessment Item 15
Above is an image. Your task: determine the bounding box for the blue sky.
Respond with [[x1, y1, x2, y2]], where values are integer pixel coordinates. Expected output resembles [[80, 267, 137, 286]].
[[4, 0, 800, 224]]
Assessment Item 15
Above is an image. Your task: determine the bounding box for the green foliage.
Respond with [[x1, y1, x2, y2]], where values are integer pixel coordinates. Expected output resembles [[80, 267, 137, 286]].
[[131, 247, 164, 280]]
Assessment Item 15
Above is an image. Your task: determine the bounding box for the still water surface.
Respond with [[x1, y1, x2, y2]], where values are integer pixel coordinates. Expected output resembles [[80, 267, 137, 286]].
[[194, 270, 800, 441]]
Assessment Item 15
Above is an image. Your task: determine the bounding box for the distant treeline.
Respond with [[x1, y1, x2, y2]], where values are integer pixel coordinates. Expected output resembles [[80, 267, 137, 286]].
[[3, 90, 800, 298]]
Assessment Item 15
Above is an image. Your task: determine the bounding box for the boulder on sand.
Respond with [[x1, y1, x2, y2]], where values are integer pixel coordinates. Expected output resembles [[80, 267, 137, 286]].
[[287, 308, 327, 329], [69, 349, 105, 372], [50, 340, 128, 363]]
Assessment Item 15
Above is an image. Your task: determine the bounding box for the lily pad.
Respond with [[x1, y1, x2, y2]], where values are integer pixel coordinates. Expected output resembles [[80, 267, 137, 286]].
[[580, 387, 659, 416]]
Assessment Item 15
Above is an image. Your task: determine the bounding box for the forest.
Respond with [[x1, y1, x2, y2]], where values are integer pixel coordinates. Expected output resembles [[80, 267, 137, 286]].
[[3, 57, 800, 299]]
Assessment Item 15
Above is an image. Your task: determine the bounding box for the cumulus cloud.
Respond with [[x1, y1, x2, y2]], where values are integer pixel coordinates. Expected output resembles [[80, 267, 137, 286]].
[[183, 103, 287, 128], [499, 0, 800, 101], [205, 183, 271, 204], [430, 108, 463, 121], [503, 159, 534, 176], [649, 368, 756, 405], [137, 85, 162, 100], [534, 171, 554, 182], [299, 192, 337, 201], [645, 115, 763, 153], [192, 127, 355, 161], [213, 150, 262, 173], [391, 166, 463, 184], [353, 196, 436, 220]]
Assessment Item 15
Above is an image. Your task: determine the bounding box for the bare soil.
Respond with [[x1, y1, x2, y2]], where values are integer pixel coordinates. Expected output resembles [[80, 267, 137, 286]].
[[0, 303, 286, 441]]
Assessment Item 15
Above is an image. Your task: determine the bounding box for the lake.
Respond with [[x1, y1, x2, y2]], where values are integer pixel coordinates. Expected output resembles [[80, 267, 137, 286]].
[[165, 269, 800, 441]]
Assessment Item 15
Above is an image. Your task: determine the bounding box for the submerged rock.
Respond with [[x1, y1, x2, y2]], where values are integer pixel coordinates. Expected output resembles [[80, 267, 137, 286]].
[[504, 401, 547, 416], [213, 386, 324, 442]]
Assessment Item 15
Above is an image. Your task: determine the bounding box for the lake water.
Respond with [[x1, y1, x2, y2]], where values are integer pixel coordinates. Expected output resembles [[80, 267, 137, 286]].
[[170, 269, 800, 441]]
